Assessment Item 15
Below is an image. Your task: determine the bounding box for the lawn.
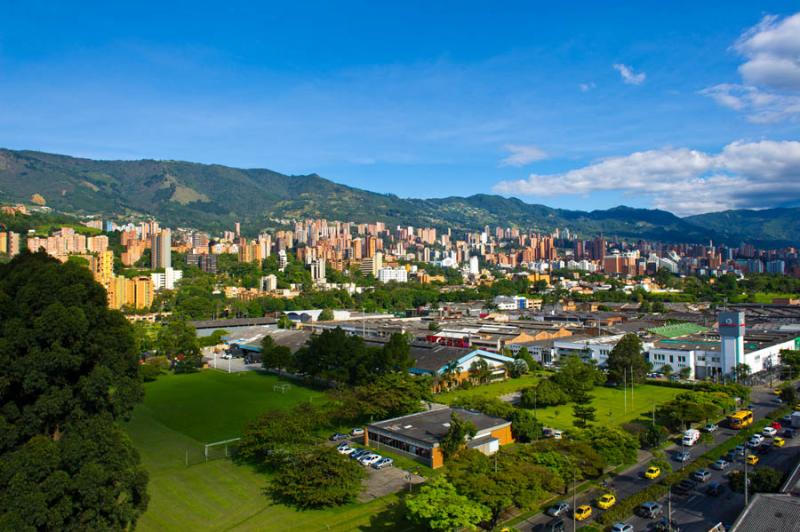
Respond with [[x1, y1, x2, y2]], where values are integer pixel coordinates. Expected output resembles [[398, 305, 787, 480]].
[[436, 376, 684, 432], [125, 370, 413, 531], [531, 384, 684, 430], [140, 370, 322, 442], [435, 372, 544, 403]]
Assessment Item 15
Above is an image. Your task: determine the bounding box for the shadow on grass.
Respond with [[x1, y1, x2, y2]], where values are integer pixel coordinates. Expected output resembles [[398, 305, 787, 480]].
[[357, 493, 421, 532]]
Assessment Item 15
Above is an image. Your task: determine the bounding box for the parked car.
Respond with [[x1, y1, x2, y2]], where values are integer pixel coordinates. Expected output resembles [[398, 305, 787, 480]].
[[350, 449, 369, 460], [337, 446, 355, 455], [757, 443, 773, 455], [573, 505, 592, 521], [597, 493, 616, 510], [546, 502, 570, 517], [784, 428, 796, 439], [712, 459, 729, 470], [372, 457, 393, 469], [782, 415, 793, 425], [763, 426, 778, 437], [748, 434, 765, 447], [674, 450, 691, 463], [330, 432, 349, 442], [704, 423, 719, 433], [644, 466, 662, 479], [637, 501, 663, 519], [359, 453, 382, 466], [747, 454, 760, 466], [774, 436, 786, 447], [706, 481, 724, 496], [610, 524, 634, 532], [692, 469, 712, 482], [735, 444, 746, 456], [351, 428, 365, 436]]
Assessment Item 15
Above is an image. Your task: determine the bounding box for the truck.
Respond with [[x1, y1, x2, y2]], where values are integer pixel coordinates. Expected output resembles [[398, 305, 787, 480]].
[[682, 428, 700, 447], [790, 411, 800, 429]]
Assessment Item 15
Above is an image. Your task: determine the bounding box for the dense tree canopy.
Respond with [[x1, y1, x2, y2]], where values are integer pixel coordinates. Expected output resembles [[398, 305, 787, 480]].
[[0, 251, 148, 529], [606, 333, 650, 385], [405, 477, 489, 531]]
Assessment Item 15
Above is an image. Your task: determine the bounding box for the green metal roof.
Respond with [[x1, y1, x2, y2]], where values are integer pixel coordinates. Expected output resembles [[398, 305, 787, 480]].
[[648, 323, 709, 338]]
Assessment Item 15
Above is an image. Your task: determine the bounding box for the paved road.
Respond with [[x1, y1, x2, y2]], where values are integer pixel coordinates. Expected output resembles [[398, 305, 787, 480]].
[[625, 388, 800, 532], [516, 385, 790, 532]]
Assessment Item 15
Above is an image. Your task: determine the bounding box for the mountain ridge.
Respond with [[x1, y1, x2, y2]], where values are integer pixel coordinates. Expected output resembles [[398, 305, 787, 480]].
[[0, 148, 796, 246]]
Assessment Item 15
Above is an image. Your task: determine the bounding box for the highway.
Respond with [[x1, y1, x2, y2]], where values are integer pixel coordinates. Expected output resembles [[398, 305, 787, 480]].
[[515, 385, 798, 532]]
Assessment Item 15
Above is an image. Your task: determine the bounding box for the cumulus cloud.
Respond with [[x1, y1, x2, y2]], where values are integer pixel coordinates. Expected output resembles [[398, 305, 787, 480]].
[[499, 144, 547, 167], [492, 140, 800, 216], [702, 12, 800, 122], [612, 63, 646, 85]]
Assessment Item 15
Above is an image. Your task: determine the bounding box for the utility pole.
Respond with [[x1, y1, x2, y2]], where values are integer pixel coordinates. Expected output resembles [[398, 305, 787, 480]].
[[668, 486, 672, 532], [744, 449, 749, 507], [572, 468, 577, 532]]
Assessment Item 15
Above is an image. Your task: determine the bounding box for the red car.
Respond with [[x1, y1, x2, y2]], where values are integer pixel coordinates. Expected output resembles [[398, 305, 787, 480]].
[[772, 421, 783, 430]]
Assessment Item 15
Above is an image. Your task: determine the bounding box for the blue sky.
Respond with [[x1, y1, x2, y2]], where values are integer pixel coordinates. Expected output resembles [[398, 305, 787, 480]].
[[1, 1, 800, 215]]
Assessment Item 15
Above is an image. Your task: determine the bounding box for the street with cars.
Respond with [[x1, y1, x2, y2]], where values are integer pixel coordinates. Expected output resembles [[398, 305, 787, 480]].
[[517, 385, 800, 532]]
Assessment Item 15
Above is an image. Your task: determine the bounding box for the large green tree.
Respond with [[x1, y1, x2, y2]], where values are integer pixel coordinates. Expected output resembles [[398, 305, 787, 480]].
[[405, 477, 489, 531], [0, 251, 148, 529], [606, 333, 650, 385], [551, 355, 604, 400], [156, 316, 201, 372], [440, 412, 477, 459], [268, 446, 365, 509]]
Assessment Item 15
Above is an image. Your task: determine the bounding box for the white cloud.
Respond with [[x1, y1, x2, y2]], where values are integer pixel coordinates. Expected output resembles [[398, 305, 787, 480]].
[[734, 13, 800, 90], [702, 12, 800, 122], [612, 63, 646, 85], [499, 144, 547, 167], [492, 140, 800, 215], [579, 82, 596, 92]]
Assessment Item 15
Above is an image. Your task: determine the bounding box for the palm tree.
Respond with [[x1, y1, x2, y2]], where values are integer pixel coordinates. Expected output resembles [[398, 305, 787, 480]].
[[442, 360, 461, 390]]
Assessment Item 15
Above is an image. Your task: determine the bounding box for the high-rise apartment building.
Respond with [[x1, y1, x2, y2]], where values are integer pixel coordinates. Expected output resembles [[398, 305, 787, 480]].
[[151, 229, 172, 270]]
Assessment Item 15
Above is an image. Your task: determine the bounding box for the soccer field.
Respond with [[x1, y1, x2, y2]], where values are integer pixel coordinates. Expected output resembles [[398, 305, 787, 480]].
[[125, 370, 412, 531]]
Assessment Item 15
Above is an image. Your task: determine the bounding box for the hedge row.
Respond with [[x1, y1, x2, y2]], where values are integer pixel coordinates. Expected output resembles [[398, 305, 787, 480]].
[[597, 404, 790, 527]]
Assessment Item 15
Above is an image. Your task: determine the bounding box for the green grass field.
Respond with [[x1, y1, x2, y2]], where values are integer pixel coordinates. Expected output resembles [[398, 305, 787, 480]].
[[125, 370, 411, 531], [437, 376, 684, 431], [529, 384, 683, 430]]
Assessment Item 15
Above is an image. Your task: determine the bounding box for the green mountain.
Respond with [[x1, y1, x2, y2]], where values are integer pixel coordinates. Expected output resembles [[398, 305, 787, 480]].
[[0, 148, 793, 246], [685, 208, 800, 247]]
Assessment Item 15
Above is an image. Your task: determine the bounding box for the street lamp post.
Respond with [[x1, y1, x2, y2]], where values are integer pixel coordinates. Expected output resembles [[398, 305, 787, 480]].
[[572, 467, 576, 532]]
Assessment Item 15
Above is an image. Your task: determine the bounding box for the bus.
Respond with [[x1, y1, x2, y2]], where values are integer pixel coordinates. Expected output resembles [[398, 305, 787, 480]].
[[728, 410, 754, 430]]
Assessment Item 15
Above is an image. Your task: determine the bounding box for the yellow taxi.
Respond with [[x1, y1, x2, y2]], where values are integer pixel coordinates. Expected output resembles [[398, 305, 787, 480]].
[[644, 466, 661, 479], [747, 454, 759, 465], [597, 493, 616, 510], [574, 505, 592, 521], [773, 389, 782, 396], [774, 437, 786, 447]]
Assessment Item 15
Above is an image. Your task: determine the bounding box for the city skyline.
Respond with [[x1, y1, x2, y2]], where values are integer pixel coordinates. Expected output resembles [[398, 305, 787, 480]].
[[2, 2, 799, 214]]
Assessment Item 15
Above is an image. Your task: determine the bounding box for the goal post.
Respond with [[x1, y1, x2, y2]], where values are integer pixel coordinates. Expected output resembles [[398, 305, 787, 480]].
[[273, 383, 291, 393], [203, 437, 241, 462]]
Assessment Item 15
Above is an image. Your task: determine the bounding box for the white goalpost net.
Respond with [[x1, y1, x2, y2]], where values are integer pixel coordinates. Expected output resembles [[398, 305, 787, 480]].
[[273, 383, 291, 393]]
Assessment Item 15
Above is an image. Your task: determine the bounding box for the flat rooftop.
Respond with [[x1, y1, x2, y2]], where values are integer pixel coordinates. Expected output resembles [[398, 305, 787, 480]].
[[368, 407, 509, 445]]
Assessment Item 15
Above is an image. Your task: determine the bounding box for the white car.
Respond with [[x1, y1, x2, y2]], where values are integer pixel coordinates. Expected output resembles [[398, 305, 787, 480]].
[[763, 426, 778, 437], [372, 457, 394, 469], [704, 423, 718, 432], [611, 524, 634, 532], [749, 434, 765, 447], [359, 453, 382, 466], [337, 446, 356, 455], [351, 428, 365, 436]]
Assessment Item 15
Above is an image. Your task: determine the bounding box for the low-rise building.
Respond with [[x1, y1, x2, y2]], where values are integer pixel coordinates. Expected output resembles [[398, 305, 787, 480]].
[[365, 407, 513, 468]]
